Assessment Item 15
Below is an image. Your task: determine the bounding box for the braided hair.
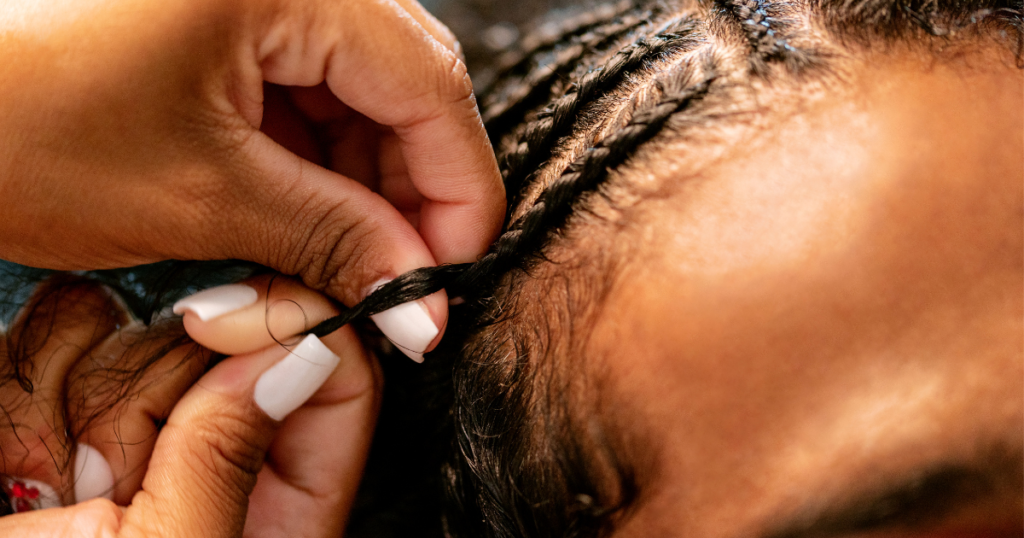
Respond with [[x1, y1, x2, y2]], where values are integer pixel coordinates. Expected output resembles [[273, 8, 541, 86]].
[[305, 0, 1022, 348], [0, 0, 1015, 532], [305, 1, 1020, 536]]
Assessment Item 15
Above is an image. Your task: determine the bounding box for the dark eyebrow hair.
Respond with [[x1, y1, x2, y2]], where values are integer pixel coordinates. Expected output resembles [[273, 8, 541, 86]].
[[762, 445, 1023, 538]]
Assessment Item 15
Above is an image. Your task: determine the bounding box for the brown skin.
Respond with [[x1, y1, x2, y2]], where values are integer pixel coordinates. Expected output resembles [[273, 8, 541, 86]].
[[0, 1, 503, 530], [0, 277, 377, 538], [0, 1, 505, 528], [0, 0, 505, 338], [590, 52, 1023, 537], [0, 41, 1018, 538]]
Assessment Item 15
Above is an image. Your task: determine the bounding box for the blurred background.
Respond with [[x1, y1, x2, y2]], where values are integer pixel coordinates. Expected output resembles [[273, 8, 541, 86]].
[[422, 0, 598, 81]]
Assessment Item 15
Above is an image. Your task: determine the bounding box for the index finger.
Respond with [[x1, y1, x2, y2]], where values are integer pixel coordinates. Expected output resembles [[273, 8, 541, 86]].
[[258, 0, 505, 264]]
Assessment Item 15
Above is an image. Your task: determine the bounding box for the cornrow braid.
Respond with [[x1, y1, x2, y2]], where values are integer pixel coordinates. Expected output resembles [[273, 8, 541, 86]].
[[441, 67, 721, 538], [306, 70, 717, 343], [717, 0, 817, 73], [481, 4, 659, 139], [499, 75, 717, 265], [306, 14, 711, 346], [499, 22, 703, 215], [478, 0, 636, 101]]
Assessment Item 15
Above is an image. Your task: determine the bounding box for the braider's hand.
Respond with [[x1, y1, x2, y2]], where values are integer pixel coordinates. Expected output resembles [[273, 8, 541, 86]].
[[0, 276, 378, 538], [0, 0, 504, 356]]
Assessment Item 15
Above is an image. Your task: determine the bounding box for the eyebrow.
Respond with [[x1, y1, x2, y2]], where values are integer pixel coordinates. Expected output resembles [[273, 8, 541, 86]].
[[762, 446, 1023, 538]]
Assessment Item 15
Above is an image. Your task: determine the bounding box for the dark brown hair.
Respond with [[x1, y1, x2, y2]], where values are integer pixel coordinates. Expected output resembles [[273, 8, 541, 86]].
[[0, 0, 1018, 534]]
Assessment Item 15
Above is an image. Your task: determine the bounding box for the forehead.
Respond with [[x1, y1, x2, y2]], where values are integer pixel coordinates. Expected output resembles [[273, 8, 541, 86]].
[[588, 55, 1023, 536]]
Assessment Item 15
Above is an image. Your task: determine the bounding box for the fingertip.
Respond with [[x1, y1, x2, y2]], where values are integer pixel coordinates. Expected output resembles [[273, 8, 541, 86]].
[[180, 277, 339, 356], [421, 289, 449, 355], [310, 326, 380, 405], [253, 334, 340, 421], [365, 281, 445, 363], [172, 284, 258, 322], [420, 196, 504, 264], [401, 123, 505, 265], [60, 498, 123, 535]]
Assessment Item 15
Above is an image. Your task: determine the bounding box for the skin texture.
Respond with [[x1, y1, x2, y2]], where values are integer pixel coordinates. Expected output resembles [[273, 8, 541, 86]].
[[0, 0, 506, 341], [586, 51, 1023, 537], [0, 276, 378, 537], [0, 0, 502, 533], [0, 14, 1019, 538]]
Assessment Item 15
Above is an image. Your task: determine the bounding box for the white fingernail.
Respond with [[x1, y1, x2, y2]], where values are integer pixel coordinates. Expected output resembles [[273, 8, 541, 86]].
[[172, 284, 258, 322], [1, 476, 62, 511], [367, 280, 438, 363], [73, 443, 113, 503], [254, 334, 340, 421]]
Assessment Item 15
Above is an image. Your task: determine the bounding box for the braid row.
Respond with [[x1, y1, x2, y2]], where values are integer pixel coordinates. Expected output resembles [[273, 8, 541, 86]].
[[717, 0, 816, 73], [307, 76, 717, 341], [723, 0, 789, 57], [481, 5, 659, 138], [499, 22, 702, 213], [503, 75, 716, 242], [479, 0, 637, 100], [457, 75, 717, 296]]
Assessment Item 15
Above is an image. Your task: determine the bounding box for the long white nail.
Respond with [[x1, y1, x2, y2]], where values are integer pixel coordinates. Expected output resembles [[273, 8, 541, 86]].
[[254, 334, 340, 421], [367, 280, 439, 363], [73, 443, 113, 503], [172, 284, 258, 322], [1, 476, 62, 511]]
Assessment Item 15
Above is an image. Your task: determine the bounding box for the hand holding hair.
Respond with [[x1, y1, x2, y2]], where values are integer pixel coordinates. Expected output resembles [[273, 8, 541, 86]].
[[0, 275, 378, 537], [0, 0, 505, 357]]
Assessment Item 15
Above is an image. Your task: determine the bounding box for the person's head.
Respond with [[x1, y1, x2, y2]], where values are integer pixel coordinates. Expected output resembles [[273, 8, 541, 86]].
[[428, 1, 1023, 536], [0, 0, 1018, 535]]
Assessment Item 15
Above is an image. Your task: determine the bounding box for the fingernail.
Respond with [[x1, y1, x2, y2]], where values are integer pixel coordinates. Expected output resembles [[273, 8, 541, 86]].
[[73, 443, 113, 503], [1, 476, 62, 511], [254, 334, 340, 421], [367, 279, 438, 363], [172, 284, 258, 322]]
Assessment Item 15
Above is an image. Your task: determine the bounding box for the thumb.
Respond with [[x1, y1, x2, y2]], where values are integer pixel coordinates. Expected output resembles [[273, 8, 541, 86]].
[[210, 143, 449, 362], [117, 335, 340, 538]]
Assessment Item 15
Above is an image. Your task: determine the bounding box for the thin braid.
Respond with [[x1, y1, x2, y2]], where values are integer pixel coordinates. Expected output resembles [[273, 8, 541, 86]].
[[306, 264, 467, 338], [307, 75, 717, 341], [441, 76, 718, 535], [499, 23, 702, 213], [497, 76, 717, 263], [481, 6, 659, 138], [478, 0, 637, 100], [717, 0, 816, 73]]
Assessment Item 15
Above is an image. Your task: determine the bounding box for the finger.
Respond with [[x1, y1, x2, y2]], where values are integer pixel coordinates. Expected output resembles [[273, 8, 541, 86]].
[[257, 0, 505, 265], [390, 0, 463, 60], [377, 129, 426, 222], [116, 334, 340, 538], [245, 327, 379, 538], [285, 83, 383, 190], [207, 144, 446, 361], [0, 277, 126, 506], [65, 321, 212, 506], [174, 275, 338, 356]]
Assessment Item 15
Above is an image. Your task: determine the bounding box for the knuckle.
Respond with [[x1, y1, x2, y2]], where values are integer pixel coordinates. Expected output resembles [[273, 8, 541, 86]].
[[68, 498, 122, 538], [436, 51, 475, 109], [398, 50, 478, 132], [183, 411, 264, 499], [434, 23, 461, 55], [295, 204, 380, 303], [270, 193, 340, 275]]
